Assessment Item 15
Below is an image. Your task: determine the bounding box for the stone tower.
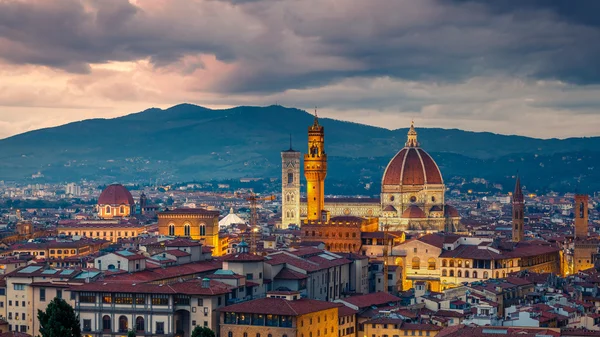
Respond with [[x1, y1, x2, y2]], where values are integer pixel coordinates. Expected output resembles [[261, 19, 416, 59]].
[[574, 194, 589, 239], [512, 176, 524, 242], [304, 112, 327, 221], [281, 137, 301, 229]]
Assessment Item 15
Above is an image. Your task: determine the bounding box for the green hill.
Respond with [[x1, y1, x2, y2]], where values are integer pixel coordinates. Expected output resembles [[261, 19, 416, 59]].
[[1, 104, 598, 193]]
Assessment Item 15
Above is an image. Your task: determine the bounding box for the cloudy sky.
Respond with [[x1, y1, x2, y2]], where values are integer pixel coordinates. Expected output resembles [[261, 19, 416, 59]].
[[1, 0, 599, 139]]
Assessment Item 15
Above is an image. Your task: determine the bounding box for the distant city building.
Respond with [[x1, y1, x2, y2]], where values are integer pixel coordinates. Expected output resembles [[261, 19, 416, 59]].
[[281, 139, 301, 229], [65, 183, 81, 197], [157, 208, 226, 256]]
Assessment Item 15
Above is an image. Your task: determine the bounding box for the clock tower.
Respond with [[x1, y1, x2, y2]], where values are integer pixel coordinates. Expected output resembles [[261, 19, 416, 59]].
[[281, 137, 301, 229]]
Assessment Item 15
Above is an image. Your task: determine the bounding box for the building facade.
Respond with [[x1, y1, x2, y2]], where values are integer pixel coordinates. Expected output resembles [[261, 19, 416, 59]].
[[158, 209, 224, 256], [281, 145, 301, 229]]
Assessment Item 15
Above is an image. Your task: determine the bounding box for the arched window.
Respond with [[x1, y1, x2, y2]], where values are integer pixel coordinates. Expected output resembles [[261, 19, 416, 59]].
[[442, 269, 447, 277], [442, 260, 447, 267], [257, 333, 261, 337], [428, 258, 436, 270], [105, 206, 111, 214], [119, 315, 128, 333], [449, 260, 455, 267], [473, 271, 478, 279], [228, 332, 233, 337], [503, 271, 506, 278], [465, 260, 471, 268], [458, 270, 462, 278], [290, 210, 294, 218], [168, 224, 175, 236], [483, 271, 489, 279], [465, 270, 470, 278], [244, 333, 248, 337], [412, 257, 420, 269], [268, 334, 272, 337], [458, 260, 462, 267], [495, 271, 499, 278], [509, 260, 513, 268], [286, 194, 290, 202], [136, 316, 145, 332], [120, 206, 125, 214], [288, 172, 294, 184], [184, 224, 191, 237], [449, 270, 454, 277], [200, 224, 206, 236], [102, 315, 111, 331]]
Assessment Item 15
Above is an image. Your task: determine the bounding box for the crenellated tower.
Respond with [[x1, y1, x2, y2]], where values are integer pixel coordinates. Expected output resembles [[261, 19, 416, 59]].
[[281, 136, 301, 229], [512, 176, 525, 242], [304, 111, 327, 221]]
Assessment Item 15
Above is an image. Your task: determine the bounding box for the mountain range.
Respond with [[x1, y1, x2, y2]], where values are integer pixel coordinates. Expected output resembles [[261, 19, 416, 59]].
[[1, 104, 599, 194]]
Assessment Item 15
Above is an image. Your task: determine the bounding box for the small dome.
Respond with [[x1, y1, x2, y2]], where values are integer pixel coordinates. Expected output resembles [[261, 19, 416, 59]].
[[383, 205, 397, 212], [430, 205, 443, 212], [401, 205, 426, 219], [98, 184, 135, 205], [445, 205, 459, 218]]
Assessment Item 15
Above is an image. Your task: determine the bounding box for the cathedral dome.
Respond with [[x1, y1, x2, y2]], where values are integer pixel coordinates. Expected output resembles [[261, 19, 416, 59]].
[[98, 184, 135, 206], [401, 205, 427, 218], [382, 122, 443, 186]]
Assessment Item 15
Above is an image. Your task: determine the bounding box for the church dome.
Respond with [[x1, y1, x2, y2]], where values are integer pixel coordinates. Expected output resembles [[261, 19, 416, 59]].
[[382, 122, 443, 186], [98, 184, 135, 205], [401, 205, 427, 218]]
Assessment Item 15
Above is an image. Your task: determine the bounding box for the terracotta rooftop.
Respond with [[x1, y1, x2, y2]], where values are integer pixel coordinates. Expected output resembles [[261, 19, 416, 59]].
[[219, 297, 338, 316]]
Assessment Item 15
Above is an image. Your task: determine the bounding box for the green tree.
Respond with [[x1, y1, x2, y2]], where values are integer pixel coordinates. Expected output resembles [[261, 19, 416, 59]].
[[127, 330, 136, 337], [37, 297, 81, 337], [191, 326, 216, 337]]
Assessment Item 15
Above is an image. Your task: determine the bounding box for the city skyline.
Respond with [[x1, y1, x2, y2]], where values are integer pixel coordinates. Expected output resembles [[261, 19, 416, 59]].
[[1, 0, 600, 139]]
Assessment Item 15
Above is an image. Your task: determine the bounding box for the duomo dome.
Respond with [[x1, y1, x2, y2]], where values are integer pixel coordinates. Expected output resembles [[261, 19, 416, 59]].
[[380, 122, 459, 232]]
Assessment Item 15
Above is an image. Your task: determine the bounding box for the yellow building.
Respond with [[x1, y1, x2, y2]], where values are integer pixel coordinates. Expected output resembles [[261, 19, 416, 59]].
[[157, 208, 225, 256], [97, 184, 135, 219], [362, 317, 442, 337], [220, 291, 339, 337], [305, 113, 327, 221], [57, 219, 148, 243]]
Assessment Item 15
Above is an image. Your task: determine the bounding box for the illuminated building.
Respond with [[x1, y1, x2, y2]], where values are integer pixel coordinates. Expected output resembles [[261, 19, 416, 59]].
[[157, 208, 227, 256], [281, 139, 301, 228], [296, 121, 460, 233], [564, 194, 598, 275], [57, 219, 148, 243], [220, 291, 339, 337], [304, 113, 327, 221], [97, 184, 135, 219]]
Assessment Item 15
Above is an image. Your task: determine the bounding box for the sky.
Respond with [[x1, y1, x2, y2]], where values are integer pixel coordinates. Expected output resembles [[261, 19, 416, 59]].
[[1, 0, 600, 139]]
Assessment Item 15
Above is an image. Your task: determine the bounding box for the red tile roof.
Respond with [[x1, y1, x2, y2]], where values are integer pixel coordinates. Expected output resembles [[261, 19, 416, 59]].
[[219, 298, 338, 316], [275, 268, 307, 280], [340, 292, 401, 309]]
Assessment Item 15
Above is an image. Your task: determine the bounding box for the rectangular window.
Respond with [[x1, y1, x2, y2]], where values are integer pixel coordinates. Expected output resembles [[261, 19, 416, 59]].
[[13, 284, 25, 291], [56, 290, 62, 299], [175, 295, 190, 305], [135, 294, 145, 305], [0, 288, 5, 295], [102, 293, 113, 304], [151, 294, 169, 306], [20, 325, 26, 332], [197, 298, 204, 306], [156, 322, 165, 334], [115, 293, 133, 304], [246, 273, 253, 280], [21, 313, 25, 320], [83, 319, 92, 332], [80, 292, 96, 303], [15, 301, 18, 307]]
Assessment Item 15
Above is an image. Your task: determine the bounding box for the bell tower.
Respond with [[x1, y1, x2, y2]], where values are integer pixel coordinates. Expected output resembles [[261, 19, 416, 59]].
[[512, 176, 524, 242], [304, 110, 327, 221], [281, 136, 301, 229], [574, 194, 589, 239]]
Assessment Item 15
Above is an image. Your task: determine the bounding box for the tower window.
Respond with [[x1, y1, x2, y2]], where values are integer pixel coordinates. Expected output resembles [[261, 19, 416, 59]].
[[200, 224, 206, 236], [288, 173, 294, 184], [184, 224, 191, 237], [168, 224, 175, 236]]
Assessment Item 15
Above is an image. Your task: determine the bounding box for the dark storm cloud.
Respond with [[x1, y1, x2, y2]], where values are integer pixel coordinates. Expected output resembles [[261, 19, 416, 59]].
[[0, 0, 599, 93]]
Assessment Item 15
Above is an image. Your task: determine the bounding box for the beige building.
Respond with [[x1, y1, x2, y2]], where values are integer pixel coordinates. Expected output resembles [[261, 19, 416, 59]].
[[57, 219, 148, 243]]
